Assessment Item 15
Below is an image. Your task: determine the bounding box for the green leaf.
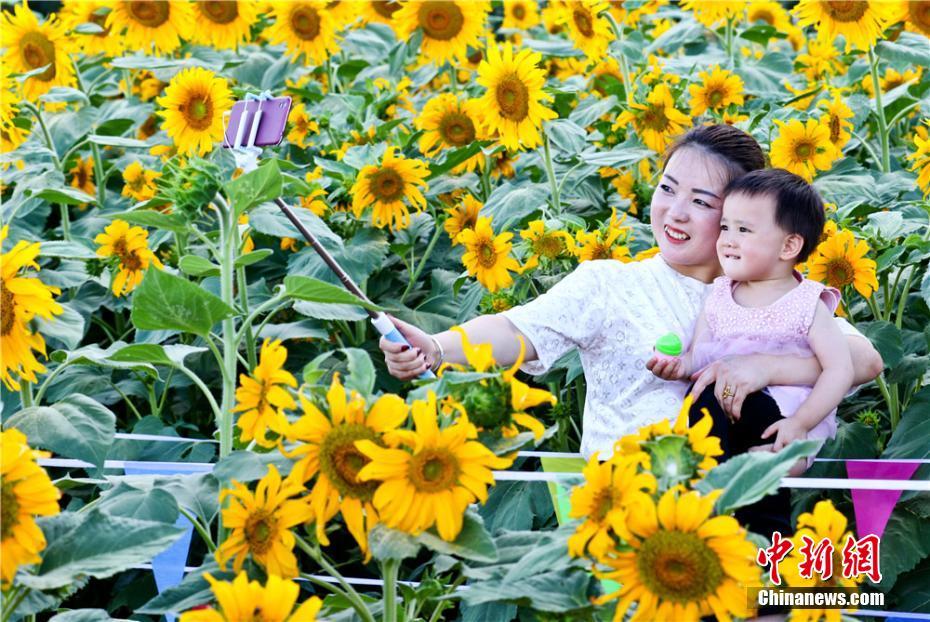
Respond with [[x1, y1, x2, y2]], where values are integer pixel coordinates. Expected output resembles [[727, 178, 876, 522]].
[[212, 450, 294, 484], [416, 511, 498, 563], [738, 24, 779, 46], [178, 254, 221, 277], [108, 343, 175, 367], [483, 183, 550, 232], [35, 302, 85, 350], [114, 471, 219, 526], [368, 524, 421, 562], [34, 187, 96, 206], [875, 508, 930, 591], [480, 480, 554, 534], [131, 269, 235, 337], [293, 301, 369, 321], [886, 354, 929, 385], [248, 202, 342, 244], [887, 558, 930, 612], [107, 210, 189, 234], [95, 118, 135, 137], [5, 395, 116, 472], [36, 241, 98, 259], [49, 610, 134, 622], [427, 142, 484, 179], [235, 248, 273, 268], [921, 270, 930, 312], [21, 509, 184, 590], [341, 347, 375, 397], [545, 119, 587, 155], [883, 387, 930, 460], [860, 320, 903, 368], [284, 275, 380, 311], [875, 33, 930, 67], [695, 440, 822, 514], [138, 562, 232, 615], [96, 483, 180, 524], [49, 342, 160, 379], [87, 134, 148, 148], [39, 87, 90, 106], [225, 159, 283, 215]]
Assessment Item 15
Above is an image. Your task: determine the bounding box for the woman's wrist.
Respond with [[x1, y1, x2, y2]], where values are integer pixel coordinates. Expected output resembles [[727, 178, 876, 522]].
[[428, 334, 444, 372]]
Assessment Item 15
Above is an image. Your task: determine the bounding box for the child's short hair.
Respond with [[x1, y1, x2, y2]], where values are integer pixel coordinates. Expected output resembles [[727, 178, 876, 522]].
[[724, 168, 825, 262]]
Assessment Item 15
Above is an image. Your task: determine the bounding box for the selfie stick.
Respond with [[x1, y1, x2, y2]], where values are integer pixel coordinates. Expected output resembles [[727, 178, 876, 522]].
[[223, 92, 435, 379]]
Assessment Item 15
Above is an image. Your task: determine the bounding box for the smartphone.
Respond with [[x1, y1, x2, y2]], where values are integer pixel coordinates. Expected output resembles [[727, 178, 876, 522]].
[[223, 96, 292, 148]]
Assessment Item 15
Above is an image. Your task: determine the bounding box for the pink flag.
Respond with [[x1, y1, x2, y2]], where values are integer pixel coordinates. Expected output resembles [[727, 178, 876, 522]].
[[846, 460, 920, 539]]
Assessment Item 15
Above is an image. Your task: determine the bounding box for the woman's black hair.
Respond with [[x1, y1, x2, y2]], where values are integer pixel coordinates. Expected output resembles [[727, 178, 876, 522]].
[[664, 124, 767, 183]]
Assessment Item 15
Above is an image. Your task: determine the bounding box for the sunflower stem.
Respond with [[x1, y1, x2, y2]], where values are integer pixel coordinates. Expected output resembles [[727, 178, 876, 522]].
[[217, 194, 238, 459], [91, 142, 105, 207], [724, 16, 735, 67], [448, 62, 458, 94], [177, 505, 216, 553], [237, 265, 257, 370], [894, 263, 918, 330], [541, 128, 559, 216], [602, 11, 633, 106], [1, 585, 29, 622], [19, 381, 33, 409], [400, 218, 443, 304], [867, 47, 891, 173], [382, 558, 400, 622], [480, 153, 493, 201], [295, 536, 375, 622]]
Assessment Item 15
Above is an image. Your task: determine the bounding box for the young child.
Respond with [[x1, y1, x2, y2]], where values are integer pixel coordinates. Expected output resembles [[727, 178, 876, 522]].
[[651, 168, 854, 481]]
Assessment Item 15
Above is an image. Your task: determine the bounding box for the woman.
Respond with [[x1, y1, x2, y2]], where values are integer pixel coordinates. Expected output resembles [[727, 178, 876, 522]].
[[379, 125, 883, 461]]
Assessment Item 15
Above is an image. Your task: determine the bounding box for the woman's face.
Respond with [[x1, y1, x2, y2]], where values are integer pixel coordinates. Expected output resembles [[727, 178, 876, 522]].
[[650, 146, 730, 281]]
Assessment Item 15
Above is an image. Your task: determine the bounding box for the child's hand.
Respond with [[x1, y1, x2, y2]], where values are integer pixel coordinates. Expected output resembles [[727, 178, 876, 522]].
[[647, 355, 686, 381], [760, 418, 809, 451]]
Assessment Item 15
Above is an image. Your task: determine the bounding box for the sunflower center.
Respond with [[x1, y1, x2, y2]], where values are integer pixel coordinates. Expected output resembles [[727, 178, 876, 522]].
[[641, 105, 670, 131], [318, 423, 380, 501], [374, 1, 402, 19], [829, 115, 842, 143], [73, 164, 90, 189], [368, 167, 406, 202], [477, 239, 499, 268], [199, 0, 239, 24], [572, 7, 595, 37], [467, 49, 483, 64], [513, 3, 526, 20], [884, 77, 904, 90], [0, 282, 16, 336], [490, 296, 513, 312], [418, 1, 465, 41], [589, 242, 611, 260], [89, 11, 111, 36], [752, 9, 775, 25], [534, 234, 565, 259], [408, 448, 461, 493], [825, 257, 855, 287], [910, 2, 930, 35], [1, 480, 19, 540], [19, 32, 57, 81], [457, 380, 510, 428], [244, 510, 277, 554], [638, 530, 725, 601], [591, 487, 616, 522], [794, 140, 814, 159], [291, 6, 322, 41], [113, 239, 144, 272], [128, 0, 170, 27], [183, 96, 214, 131], [439, 112, 476, 146], [707, 87, 725, 108], [822, 1, 869, 22], [495, 74, 530, 122]]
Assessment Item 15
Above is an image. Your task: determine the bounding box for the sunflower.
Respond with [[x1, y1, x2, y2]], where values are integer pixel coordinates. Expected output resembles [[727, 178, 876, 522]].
[[282, 373, 408, 559], [106, 0, 193, 55], [1, 4, 76, 102], [596, 488, 759, 622], [444, 193, 483, 244], [300, 184, 328, 217], [573, 211, 633, 262], [264, 1, 340, 65], [862, 66, 923, 97], [233, 340, 297, 448], [806, 229, 878, 298], [188, 1, 258, 49], [502, 0, 540, 30], [415, 94, 485, 173], [181, 572, 322, 622], [0, 71, 21, 129], [688, 66, 745, 117], [745, 0, 793, 31], [350, 146, 429, 231], [0, 227, 63, 391], [793, 0, 899, 52], [769, 118, 840, 182], [475, 41, 558, 152], [215, 464, 312, 578], [818, 94, 854, 151], [614, 83, 691, 153], [121, 161, 160, 202], [287, 102, 319, 149], [458, 216, 522, 293], [60, 0, 125, 58], [900, 0, 930, 37], [360, 1, 403, 25], [796, 39, 844, 82], [907, 121, 930, 196], [156, 67, 234, 157], [568, 452, 656, 559], [558, 0, 613, 64], [1, 428, 61, 585], [679, 0, 744, 28], [487, 149, 517, 178], [394, 1, 490, 66], [520, 220, 575, 264], [68, 155, 95, 197], [779, 500, 863, 622], [94, 219, 164, 297], [356, 391, 513, 541]]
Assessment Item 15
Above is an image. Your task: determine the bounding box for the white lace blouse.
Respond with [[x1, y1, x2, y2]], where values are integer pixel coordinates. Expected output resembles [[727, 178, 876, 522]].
[[501, 256, 863, 458]]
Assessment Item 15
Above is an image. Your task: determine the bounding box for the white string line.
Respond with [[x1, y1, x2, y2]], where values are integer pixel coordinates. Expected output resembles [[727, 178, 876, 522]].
[[38, 458, 930, 490]]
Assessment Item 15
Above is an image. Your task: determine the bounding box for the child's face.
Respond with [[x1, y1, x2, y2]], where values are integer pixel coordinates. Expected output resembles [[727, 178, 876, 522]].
[[717, 192, 796, 282]]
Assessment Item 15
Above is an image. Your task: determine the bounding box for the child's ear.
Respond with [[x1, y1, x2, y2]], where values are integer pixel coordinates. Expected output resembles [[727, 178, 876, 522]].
[[780, 234, 804, 261]]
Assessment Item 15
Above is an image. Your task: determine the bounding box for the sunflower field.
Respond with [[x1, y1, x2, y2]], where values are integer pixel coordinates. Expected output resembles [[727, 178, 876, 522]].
[[2, 0, 930, 620]]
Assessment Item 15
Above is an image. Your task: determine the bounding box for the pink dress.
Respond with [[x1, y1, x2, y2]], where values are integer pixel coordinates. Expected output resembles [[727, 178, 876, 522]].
[[692, 272, 841, 444]]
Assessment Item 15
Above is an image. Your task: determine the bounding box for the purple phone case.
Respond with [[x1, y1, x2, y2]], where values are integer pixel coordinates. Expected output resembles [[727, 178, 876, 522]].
[[223, 96, 292, 148]]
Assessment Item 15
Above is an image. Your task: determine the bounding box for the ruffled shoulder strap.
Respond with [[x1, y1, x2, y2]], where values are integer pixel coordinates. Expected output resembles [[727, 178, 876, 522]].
[[795, 277, 840, 331], [703, 276, 734, 332]]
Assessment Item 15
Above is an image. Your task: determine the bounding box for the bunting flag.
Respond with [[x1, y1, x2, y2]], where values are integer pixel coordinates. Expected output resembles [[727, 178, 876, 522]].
[[846, 460, 920, 539]]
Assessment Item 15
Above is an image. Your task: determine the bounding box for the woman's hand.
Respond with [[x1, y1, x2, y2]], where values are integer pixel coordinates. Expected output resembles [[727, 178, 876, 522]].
[[378, 314, 434, 380], [689, 355, 770, 420]]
